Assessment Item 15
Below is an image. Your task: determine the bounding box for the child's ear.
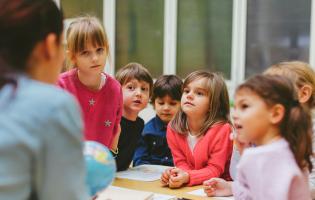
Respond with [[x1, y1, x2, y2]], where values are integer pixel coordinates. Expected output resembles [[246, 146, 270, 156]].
[[298, 85, 312, 104], [270, 104, 285, 124]]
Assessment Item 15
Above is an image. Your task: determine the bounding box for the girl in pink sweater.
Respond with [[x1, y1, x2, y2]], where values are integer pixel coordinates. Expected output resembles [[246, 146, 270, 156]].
[[160, 71, 233, 188], [204, 75, 312, 200], [58, 16, 122, 152]]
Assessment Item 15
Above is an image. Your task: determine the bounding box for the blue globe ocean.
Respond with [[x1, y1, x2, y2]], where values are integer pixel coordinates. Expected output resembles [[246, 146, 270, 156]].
[[84, 141, 116, 196]]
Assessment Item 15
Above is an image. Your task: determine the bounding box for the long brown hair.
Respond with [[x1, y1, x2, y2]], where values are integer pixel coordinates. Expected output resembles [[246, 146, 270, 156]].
[[170, 70, 230, 136], [237, 74, 313, 171]]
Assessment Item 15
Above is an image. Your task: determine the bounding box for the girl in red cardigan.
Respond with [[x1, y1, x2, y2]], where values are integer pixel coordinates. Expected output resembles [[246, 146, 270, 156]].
[[160, 70, 233, 188]]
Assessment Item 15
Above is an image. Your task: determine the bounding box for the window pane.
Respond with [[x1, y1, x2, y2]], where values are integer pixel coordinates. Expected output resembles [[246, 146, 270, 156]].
[[61, 0, 103, 20], [115, 0, 164, 77], [246, 0, 311, 77], [177, 0, 233, 79]]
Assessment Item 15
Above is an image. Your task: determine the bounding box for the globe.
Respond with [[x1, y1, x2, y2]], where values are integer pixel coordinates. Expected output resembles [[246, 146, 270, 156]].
[[84, 141, 116, 196]]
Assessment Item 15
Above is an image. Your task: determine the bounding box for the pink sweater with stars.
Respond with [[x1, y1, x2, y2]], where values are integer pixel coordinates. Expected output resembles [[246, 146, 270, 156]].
[[167, 122, 233, 186], [57, 69, 123, 148]]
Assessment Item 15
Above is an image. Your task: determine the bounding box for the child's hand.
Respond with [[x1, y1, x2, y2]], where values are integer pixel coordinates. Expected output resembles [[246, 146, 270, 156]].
[[203, 178, 232, 197], [160, 168, 172, 186], [168, 168, 189, 188]]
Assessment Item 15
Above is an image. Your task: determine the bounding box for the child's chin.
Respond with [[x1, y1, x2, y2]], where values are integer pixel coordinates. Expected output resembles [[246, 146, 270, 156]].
[[159, 117, 171, 123], [238, 133, 250, 143]]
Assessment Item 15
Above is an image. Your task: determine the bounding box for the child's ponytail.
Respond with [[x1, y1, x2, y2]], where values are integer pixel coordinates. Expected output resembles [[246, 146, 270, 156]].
[[237, 74, 313, 172], [282, 103, 313, 171]]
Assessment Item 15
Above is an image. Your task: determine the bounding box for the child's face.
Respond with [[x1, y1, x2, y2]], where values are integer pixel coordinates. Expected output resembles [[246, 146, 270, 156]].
[[181, 78, 210, 119], [71, 42, 106, 76], [122, 79, 150, 115], [154, 95, 180, 123], [232, 89, 275, 145]]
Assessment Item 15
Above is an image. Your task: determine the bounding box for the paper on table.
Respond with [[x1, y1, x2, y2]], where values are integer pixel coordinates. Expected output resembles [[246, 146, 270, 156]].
[[153, 193, 176, 200], [96, 186, 176, 200], [116, 164, 170, 181], [97, 186, 154, 200], [187, 188, 234, 200]]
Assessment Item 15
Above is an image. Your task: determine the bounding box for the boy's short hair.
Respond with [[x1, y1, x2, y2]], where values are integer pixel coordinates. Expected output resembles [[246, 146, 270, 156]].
[[151, 75, 183, 103], [116, 62, 153, 96]]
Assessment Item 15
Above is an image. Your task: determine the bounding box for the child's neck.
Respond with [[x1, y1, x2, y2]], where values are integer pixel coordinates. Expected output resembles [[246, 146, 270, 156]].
[[187, 115, 206, 136], [77, 70, 102, 91], [123, 110, 139, 122], [255, 128, 282, 146]]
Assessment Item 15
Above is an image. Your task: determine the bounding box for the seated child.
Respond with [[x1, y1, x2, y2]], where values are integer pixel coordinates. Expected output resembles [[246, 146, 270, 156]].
[[115, 62, 153, 171], [204, 75, 312, 199], [161, 71, 233, 188], [229, 61, 315, 199], [133, 75, 183, 166]]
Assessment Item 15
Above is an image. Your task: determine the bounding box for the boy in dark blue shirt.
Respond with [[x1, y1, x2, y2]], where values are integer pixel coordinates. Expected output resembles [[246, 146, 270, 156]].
[[133, 75, 183, 166]]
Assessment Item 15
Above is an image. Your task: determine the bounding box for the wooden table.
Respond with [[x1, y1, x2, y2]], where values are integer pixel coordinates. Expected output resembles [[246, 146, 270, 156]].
[[112, 177, 218, 200]]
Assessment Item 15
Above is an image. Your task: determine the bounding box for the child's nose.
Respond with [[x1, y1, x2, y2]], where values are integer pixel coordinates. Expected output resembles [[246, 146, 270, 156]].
[[163, 104, 170, 110], [135, 88, 142, 96], [186, 92, 193, 100], [91, 53, 98, 61], [231, 109, 238, 121]]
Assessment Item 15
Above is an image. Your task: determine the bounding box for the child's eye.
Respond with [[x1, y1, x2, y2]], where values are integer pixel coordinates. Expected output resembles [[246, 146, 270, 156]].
[[170, 102, 178, 106], [96, 48, 104, 54], [240, 104, 249, 109], [183, 88, 189, 94], [127, 85, 134, 90], [158, 102, 164, 105], [80, 51, 90, 56], [196, 91, 204, 96], [141, 87, 148, 92]]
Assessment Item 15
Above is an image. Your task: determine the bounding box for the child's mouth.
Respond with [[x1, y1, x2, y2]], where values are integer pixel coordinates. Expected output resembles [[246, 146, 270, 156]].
[[134, 100, 141, 104], [234, 124, 243, 130], [184, 101, 194, 106]]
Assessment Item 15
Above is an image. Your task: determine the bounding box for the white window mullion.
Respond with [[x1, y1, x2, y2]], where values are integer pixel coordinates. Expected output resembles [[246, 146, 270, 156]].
[[309, 0, 315, 69], [231, 0, 247, 93], [53, 0, 60, 8], [103, 0, 116, 76], [163, 0, 177, 75]]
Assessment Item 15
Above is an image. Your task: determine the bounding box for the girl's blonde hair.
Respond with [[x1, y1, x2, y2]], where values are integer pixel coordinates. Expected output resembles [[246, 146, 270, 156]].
[[264, 61, 315, 108], [170, 70, 230, 136], [65, 16, 109, 69]]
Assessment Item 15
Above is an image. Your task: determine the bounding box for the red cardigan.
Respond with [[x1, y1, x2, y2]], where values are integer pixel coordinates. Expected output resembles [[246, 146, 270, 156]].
[[167, 122, 233, 186]]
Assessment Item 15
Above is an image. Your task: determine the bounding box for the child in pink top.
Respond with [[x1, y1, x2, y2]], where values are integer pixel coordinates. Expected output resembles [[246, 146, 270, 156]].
[[204, 75, 312, 200], [160, 71, 233, 188], [58, 16, 122, 151]]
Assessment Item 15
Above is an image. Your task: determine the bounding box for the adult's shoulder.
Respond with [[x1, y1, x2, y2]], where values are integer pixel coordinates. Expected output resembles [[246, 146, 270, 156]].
[[0, 77, 83, 143], [9, 77, 81, 123]]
